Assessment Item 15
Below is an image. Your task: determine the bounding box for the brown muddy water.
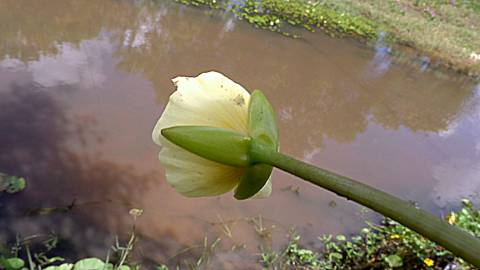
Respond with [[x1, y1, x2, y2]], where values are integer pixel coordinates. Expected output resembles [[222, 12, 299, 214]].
[[1, 0, 480, 268]]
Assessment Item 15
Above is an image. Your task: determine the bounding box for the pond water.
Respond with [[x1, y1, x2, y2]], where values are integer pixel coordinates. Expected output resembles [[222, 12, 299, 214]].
[[1, 0, 480, 268]]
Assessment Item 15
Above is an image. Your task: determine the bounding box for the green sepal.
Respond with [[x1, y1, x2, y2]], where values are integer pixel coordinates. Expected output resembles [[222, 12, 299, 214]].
[[234, 163, 272, 200], [161, 126, 251, 167], [248, 90, 279, 151], [235, 90, 279, 199]]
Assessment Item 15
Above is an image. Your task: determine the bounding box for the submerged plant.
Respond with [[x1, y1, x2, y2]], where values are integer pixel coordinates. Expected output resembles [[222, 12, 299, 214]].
[[152, 71, 480, 267]]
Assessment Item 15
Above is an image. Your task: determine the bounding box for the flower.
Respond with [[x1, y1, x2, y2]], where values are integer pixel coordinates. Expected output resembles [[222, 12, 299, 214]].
[[447, 212, 456, 225], [390, 234, 401, 239], [152, 71, 272, 198], [423, 258, 434, 267]]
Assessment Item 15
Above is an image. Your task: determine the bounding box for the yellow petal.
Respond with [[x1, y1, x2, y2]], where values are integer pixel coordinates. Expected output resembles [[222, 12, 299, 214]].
[[447, 212, 456, 225], [423, 258, 434, 267], [152, 71, 251, 197]]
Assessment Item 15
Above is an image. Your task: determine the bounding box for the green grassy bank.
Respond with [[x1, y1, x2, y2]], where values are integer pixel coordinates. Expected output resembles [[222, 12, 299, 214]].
[[176, 0, 480, 77]]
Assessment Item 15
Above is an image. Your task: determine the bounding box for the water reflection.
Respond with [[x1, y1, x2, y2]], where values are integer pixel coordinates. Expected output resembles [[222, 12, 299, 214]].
[[1, 0, 479, 267], [431, 83, 480, 207], [0, 83, 156, 259], [31, 38, 110, 88], [366, 32, 392, 78], [432, 159, 480, 207]]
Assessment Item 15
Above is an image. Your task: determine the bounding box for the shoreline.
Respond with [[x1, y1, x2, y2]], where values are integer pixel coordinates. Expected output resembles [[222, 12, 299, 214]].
[[175, 0, 480, 79]]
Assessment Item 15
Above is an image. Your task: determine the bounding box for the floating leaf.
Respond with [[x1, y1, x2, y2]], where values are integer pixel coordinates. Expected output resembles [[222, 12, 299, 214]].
[[74, 258, 106, 270], [44, 263, 74, 270], [3, 258, 25, 270], [0, 173, 26, 194]]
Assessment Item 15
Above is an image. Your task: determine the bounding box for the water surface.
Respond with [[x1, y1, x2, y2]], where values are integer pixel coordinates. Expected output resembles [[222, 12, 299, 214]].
[[1, 0, 479, 268]]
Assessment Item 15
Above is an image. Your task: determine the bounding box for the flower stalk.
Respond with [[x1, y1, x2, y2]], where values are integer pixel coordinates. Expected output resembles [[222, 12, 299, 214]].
[[153, 72, 480, 266], [249, 140, 480, 267]]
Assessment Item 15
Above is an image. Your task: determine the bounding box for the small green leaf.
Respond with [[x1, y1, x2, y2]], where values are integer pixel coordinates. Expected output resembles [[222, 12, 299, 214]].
[[329, 252, 343, 260], [73, 258, 105, 270], [336, 235, 346, 241], [385, 254, 403, 268], [5, 258, 24, 269], [44, 263, 74, 270], [161, 126, 251, 167]]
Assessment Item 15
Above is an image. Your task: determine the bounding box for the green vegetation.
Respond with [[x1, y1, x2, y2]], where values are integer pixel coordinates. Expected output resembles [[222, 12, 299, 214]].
[[261, 199, 480, 269], [0, 250, 136, 270], [2, 200, 479, 269], [174, 0, 480, 77], [0, 210, 141, 270], [0, 257, 132, 270], [174, 0, 377, 38], [0, 173, 26, 194]]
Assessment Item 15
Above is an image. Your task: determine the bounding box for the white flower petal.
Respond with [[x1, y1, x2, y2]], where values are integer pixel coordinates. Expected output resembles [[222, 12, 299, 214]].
[[159, 145, 244, 197], [152, 71, 252, 197], [152, 71, 250, 146]]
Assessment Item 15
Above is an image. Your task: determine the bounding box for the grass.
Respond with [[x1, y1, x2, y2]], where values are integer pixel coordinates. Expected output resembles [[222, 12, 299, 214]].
[[0, 209, 143, 270], [260, 199, 480, 270], [2, 175, 479, 269], [319, 0, 480, 76], [174, 0, 480, 77], [2, 200, 479, 269], [2, 176, 480, 269]]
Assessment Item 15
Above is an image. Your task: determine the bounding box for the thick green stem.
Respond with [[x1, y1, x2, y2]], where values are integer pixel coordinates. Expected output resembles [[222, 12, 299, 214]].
[[250, 142, 480, 267]]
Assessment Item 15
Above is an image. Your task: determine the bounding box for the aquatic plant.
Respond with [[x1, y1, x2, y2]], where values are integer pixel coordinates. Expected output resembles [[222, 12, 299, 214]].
[[0, 210, 142, 270], [0, 249, 137, 270], [2, 200, 480, 269], [152, 71, 275, 199], [175, 0, 377, 38], [261, 199, 480, 269], [0, 173, 26, 194], [151, 71, 480, 266]]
